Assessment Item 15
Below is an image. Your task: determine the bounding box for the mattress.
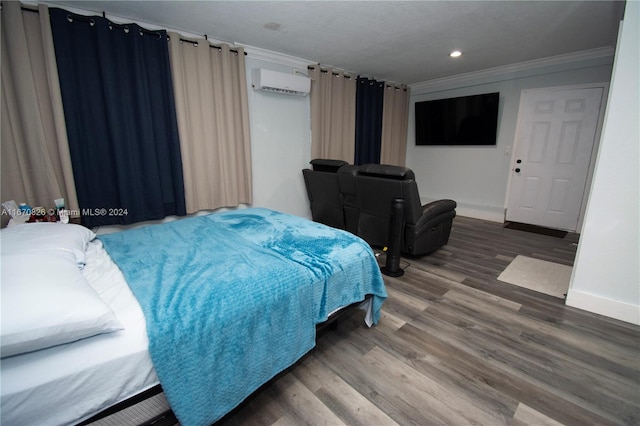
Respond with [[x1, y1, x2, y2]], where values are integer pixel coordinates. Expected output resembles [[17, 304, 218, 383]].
[[0, 239, 158, 426], [1, 210, 385, 425]]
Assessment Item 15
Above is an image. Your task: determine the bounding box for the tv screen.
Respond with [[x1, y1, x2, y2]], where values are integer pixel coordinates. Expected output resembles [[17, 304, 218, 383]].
[[415, 92, 499, 146]]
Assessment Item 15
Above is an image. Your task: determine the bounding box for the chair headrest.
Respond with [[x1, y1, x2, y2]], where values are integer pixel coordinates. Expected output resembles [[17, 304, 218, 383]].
[[358, 164, 415, 180], [309, 159, 349, 172], [336, 164, 360, 177]]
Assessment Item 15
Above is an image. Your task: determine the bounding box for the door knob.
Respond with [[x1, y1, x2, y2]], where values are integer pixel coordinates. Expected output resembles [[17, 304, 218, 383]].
[[515, 168, 521, 173], [516, 159, 522, 164]]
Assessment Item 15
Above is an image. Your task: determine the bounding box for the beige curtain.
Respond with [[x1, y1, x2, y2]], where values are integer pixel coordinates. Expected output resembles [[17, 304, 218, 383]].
[[380, 83, 410, 166], [309, 66, 356, 162], [1, 2, 79, 212], [168, 34, 252, 214]]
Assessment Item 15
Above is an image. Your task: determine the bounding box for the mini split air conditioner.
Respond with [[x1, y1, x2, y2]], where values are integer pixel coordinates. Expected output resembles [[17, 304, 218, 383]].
[[251, 68, 310, 96]]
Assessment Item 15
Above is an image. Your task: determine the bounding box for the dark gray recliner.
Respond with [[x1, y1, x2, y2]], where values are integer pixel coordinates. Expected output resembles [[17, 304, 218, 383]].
[[302, 160, 456, 256], [354, 164, 457, 256], [302, 159, 349, 229]]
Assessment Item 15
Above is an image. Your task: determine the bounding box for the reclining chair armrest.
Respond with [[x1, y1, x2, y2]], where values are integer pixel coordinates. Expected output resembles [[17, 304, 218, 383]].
[[422, 199, 457, 217], [414, 199, 457, 229]]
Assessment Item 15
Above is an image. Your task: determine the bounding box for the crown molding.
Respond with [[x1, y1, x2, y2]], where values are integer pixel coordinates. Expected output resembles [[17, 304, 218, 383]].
[[410, 47, 615, 94], [238, 44, 313, 70]]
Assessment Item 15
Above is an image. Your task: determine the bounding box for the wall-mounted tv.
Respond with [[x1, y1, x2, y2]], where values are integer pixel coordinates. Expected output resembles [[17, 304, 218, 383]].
[[415, 92, 499, 146]]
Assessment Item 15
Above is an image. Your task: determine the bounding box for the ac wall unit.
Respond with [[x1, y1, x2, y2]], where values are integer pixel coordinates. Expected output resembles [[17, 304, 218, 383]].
[[251, 68, 310, 96]]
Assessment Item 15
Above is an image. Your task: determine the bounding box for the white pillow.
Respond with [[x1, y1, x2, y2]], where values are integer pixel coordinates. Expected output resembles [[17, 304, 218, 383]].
[[0, 222, 95, 267], [1, 251, 123, 358]]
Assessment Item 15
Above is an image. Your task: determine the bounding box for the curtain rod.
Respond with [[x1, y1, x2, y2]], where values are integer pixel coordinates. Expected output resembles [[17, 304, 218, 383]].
[[168, 35, 246, 56], [19, 6, 246, 55], [307, 65, 354, 79], [386, 84, 409, 92], [308, 65, 407, 89]]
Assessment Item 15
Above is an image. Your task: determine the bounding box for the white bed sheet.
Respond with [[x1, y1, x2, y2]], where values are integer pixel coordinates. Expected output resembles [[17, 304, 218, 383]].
[[0, 240, 158, 426]]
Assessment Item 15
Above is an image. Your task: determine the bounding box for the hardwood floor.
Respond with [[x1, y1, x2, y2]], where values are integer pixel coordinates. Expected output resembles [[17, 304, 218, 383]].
[[217, 216, 640, 426]]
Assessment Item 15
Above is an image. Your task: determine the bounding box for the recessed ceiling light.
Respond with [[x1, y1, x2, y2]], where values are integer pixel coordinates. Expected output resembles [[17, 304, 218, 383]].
[[450, 50, 462, 58], [264, 22, 282, 31]]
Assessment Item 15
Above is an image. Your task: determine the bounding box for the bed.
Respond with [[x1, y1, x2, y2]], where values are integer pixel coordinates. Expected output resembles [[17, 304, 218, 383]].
[[0, 208, 387, 426]]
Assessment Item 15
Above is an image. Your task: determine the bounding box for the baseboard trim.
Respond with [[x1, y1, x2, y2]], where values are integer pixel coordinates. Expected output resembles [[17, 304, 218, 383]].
[[453, 207, 504, 223], [420, 198, 504, 223], [565, 289, 640, 325]]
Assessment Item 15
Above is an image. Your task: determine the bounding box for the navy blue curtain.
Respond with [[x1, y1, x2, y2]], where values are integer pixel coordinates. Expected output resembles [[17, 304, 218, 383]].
[[49, 9, 186, 227], [354, 77, 385, 165]]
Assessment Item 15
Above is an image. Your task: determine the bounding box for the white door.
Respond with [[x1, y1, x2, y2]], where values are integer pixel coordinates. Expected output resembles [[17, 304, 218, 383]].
[[506, 87, 603, 231]]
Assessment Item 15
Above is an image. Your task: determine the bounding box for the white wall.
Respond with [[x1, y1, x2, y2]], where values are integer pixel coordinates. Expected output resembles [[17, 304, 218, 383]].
[[244, 56, 312, 219], [245, 48, 616, 224], [407, 53, 614, 222], [566, 2, 640, 325]]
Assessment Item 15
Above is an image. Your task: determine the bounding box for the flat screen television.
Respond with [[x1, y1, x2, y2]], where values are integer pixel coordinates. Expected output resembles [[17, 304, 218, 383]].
[[415, 92, 499, 146]]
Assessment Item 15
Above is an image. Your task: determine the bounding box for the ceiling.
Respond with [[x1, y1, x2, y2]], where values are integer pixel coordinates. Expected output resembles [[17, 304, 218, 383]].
[[47, 1, 626, 84]]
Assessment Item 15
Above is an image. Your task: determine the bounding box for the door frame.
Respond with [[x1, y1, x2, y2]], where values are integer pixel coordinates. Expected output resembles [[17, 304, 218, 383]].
[[504, 82, 610, 232]]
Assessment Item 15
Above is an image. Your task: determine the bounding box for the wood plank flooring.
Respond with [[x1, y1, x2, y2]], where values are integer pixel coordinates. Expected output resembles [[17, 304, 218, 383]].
[[216, 216, 639, 425]]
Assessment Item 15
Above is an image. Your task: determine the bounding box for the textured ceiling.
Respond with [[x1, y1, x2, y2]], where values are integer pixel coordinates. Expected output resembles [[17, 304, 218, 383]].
[[47, 1, 626, 84]]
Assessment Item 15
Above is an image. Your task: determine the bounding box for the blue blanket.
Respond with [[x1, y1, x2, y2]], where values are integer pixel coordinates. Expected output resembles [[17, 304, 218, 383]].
[[98, 208, 386, 426]]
